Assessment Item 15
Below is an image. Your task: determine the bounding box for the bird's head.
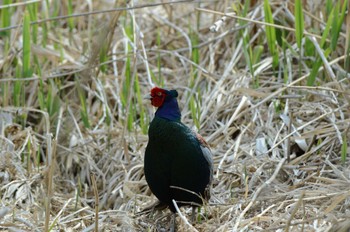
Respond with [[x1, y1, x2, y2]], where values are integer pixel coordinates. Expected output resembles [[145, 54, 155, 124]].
[[149, 87, 178, 107], [147, 87, 181, 121]]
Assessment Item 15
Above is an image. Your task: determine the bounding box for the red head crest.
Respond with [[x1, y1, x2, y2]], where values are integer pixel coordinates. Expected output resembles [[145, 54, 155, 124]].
[[150, 87, 167, 107]]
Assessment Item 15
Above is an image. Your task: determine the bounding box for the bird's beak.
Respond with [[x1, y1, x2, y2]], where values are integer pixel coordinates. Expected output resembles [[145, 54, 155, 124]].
[[144, 94, 152, 100]]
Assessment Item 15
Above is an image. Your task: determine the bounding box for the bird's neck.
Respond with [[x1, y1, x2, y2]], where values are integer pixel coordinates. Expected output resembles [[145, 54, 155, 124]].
[[155, 98, 181, 121]]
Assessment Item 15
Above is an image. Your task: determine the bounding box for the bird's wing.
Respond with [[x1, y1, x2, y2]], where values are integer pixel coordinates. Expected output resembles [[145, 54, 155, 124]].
[[195, 132, 213, 172], [195, 132, 214, 199]]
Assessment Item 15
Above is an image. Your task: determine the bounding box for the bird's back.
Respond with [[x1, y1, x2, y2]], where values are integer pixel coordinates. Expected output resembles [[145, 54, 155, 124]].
[[144, 116, 212, 212]]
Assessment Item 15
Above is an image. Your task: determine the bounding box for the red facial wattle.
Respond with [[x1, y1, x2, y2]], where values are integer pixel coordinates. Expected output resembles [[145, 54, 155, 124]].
[[150, 87, 167, 107]]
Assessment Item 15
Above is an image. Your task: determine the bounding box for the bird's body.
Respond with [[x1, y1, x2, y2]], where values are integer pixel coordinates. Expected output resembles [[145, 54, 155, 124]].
[[144, 87, 213, 213]]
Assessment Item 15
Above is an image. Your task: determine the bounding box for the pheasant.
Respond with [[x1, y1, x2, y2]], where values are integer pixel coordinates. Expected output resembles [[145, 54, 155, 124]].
[[144, 86, 213, 230]]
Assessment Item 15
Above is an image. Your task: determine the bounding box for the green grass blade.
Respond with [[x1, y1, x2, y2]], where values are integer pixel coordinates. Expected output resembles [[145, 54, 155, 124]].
[[14, 66, 22, 107], [263, 0, 278, 68], [325, 0, 332, 16], [51, 0, 60, 27], [122, 19, 135, 131], [330, 2, 340, 50], [135, 74, 148, 134], [28, 2, 38, 44], [156, 29, 163, 86], [190, 30, 199, 84], [121, 20, 134, 110], [294, 0, 304, 78], [306, 0, 347, 86], [0, 0, 12, 107], [23, 11, 32, 78], [48, 82, 61, 119], [307, 48, 331, 86], [330, 0, 348, 51], [122, 57, 131, 106], [38, 79, 45, 111], [252, 45, 264, 66], [76, 81, 90, 128], [191, 32, 199, 65], [304, 37, 315, 57], [294, 0, 304, 49], [236, 0, 256, 85], [320, 7, 334, 48], [0, 0, 12, 38], [127, 104, 134, 131], [242, 35, 255, 84], [341, 134, 348, 164], [67, 0, 74, 31], [99, 44, 108, 73], [190, 95, 200, 129], [187, 29, 200, 129]]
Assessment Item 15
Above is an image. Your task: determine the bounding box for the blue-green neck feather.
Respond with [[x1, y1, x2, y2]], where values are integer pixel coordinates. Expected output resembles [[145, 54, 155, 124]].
[[155, 97, 181, 121]]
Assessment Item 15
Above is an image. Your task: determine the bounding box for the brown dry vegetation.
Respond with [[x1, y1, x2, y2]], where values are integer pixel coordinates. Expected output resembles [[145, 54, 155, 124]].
[[1, 0, 350, 231]]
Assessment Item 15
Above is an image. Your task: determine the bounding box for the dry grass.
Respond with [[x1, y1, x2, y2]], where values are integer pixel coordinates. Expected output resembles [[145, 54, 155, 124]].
[[1, 0, 350, 231]]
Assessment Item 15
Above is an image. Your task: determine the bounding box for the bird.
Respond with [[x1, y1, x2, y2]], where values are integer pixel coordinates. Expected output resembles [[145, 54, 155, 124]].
[[144, 86, 213, 231]]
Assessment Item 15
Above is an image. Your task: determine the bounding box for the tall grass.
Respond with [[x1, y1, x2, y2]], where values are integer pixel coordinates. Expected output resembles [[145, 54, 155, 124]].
[[67, 0, 74, 31], [0, 1, 347, 144], [306, 0, 347, 86], [263, 0, 278, 68], [77, 80, 90, 128], [22, 11, 31, 77], [0, 0, 11, 47], [0, 1, 349, 231], [155, 29, 164, 87], [236, 0, 260, 86], [189, 30, 201, 129], [294, 0, 304, 77]]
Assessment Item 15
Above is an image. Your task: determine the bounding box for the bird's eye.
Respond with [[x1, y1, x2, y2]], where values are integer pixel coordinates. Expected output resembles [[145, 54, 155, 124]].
[[157, 92, 162, 96]]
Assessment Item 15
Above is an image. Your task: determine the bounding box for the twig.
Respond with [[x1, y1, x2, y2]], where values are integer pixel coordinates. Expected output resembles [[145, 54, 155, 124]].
[[91, 174, 99, 232], [285, 191, 305, 232], [172, 200, 198, 232], [45, 139, 56, 232]]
